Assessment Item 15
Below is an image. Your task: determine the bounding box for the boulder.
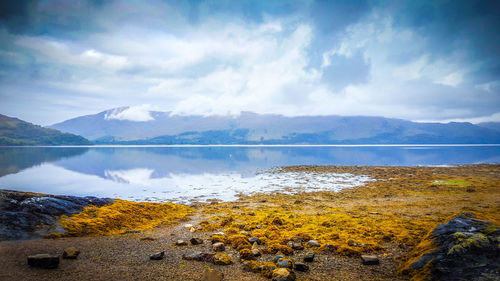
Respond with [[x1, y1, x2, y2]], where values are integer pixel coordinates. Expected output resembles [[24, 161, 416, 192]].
[[405, 213, 500, 280], [27, 254, 60, 269]]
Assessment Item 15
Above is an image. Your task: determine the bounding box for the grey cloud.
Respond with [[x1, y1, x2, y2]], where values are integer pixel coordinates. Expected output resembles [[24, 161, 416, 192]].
[[321, 50, 370, 91]]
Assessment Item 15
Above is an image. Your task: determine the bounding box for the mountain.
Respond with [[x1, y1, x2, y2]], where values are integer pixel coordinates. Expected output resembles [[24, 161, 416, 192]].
[[477, 122, 500, 132], [0, 114, 91, 146], [49, 107, 500, 144]]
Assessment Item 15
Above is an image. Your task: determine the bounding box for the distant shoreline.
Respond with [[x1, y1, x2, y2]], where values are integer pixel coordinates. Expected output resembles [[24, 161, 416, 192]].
[[1, 143, 500, 148]]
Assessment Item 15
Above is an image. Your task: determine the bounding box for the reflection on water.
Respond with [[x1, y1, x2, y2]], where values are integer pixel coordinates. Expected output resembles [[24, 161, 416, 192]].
[[0, 146, 499, 203]]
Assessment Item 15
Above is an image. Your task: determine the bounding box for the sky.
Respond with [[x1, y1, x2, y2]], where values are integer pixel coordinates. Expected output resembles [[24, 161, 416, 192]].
[[0, 0, 499, 125]]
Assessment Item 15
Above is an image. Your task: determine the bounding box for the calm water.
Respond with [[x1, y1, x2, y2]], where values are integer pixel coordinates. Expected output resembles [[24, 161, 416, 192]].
[[0, 145, 499, 203]]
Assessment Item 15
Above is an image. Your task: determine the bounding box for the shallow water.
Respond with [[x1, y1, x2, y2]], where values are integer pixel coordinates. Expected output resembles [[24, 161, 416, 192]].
[[0, 145, 498, 203]]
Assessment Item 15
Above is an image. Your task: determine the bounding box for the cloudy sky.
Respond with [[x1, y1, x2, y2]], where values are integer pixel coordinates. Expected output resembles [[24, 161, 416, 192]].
[[0, 0, 499, 125]]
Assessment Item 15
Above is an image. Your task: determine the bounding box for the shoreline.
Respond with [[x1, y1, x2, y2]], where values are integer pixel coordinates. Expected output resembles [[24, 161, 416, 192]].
[[1, 164, 499, 280]]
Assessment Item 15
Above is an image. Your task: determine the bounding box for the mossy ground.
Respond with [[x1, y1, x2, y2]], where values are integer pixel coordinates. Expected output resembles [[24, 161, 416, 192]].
[[48, 199, 193, 237], [193, 165, 500, 279], [35, 164, 500, 280]]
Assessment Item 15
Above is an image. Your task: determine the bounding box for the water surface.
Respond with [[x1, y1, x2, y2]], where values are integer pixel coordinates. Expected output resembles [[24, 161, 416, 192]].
[[0, 145, 498, 203]]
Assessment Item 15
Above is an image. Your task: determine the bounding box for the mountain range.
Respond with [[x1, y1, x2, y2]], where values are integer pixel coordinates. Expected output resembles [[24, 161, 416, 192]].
[[0, 114, 91, 146], [48, 107, 500, 144]]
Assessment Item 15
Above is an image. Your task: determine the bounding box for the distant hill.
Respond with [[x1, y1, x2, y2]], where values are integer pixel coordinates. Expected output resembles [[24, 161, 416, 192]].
[[0, 114, 91, 146], [49, 107, 500, 144], [478, 122, 500, 132]]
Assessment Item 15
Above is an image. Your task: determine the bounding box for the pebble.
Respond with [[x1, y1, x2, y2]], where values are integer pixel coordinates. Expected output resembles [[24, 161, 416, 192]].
[[202, 268, 224, 281], [271, 268, 296, 281], [304, 253, 315, 262], [182, 252, 215, 262], [307, 240, 320, 247], [190, 237, 204, 245], [289, 242, 304, 250], [277, 259, 293, 269], [62, 247, 80, 259], [251, 248, 262, 257], [27, 254, 59, 269], [212, 242, 225, 252], [249, 237, 261, 245], [150, 251, 165, 260], [361, 255, 380, 265], [175, 240, 188, 246], [252, 242, 259, 250], [294, 262, 309, 272], [274, 254, 285, 263]]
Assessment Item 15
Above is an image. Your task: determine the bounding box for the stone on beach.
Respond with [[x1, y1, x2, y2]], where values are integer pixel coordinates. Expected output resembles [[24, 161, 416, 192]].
[[303, 253, 315, 262], [182, 252, 215, 262], [177, 239, 188, 245], [190, 237, 203, 245], [27, 254, 60, 269], [361, 255, 380, 265], [212, 242, 225, 252], [271, 268, 296, 281], [307, 240, 320, 247], [62, 247, 80, 259], [294, 262, 309, 272], [150, 251, 165, 260]]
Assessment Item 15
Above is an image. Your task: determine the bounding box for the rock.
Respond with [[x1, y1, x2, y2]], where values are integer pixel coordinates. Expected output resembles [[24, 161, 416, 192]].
[[277, 259, 293, 269], [251, 248, 262, 257], [190, 227, 197, 233], [307, 240, 320, 247], [324, 244, 336, 252], [212, 242, 225, 252], [62, 247, 80, 259], [361, 255, 379, 265], [190, 237, 204, 245], [182, 252, 215, 262], [272, 217, 284, 226], [294, 262, 309, 272], [303, 253, 315, 262], [213, 253, 232, 265], [150, 251, 165, 260], [406, 213, 500, 281], [184, 224, 193, 229], [140, 237, 156, 241], [289, 242, 304, 250], [202, 268, 224, 281], [249, 237, 261, 245], [175, 240, 188, 246], [252, 242, 259, 250], [242, 260, 261, 273], [239, 248, 255, 260], [27, 254, 60, 269], [0, 190, 112, 241], [255, 225, 262, 229], [271, 268, 296, 281], [347, 239, 357, 246], [274, 254, 285, 263]]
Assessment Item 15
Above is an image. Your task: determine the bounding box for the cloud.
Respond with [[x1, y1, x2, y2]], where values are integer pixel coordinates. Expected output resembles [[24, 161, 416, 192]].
[[0, 0, 499, 125], [104, 105, 157, 122]]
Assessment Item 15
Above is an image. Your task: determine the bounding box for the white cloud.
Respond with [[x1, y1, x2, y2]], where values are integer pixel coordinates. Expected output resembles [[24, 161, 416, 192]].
[[104, 104, 157, 122]]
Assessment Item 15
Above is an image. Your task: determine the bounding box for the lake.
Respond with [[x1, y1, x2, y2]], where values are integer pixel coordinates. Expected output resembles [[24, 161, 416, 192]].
[[0, 145, 499, 203]]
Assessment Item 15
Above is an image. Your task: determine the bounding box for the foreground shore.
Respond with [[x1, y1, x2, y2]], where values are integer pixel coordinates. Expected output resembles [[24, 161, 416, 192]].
[[1, 165, 499, 280]]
